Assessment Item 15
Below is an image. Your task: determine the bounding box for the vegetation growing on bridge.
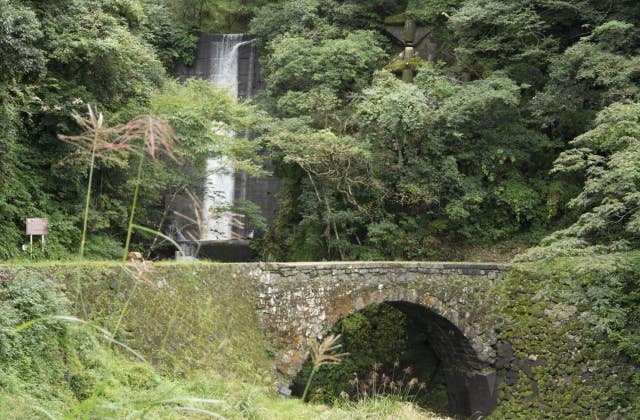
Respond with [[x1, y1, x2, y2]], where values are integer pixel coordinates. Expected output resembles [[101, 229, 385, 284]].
[[492, 253, 640, 417]]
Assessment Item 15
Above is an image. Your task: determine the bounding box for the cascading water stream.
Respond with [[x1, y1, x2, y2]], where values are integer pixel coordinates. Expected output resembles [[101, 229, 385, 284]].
[[202, 35, 255, 240]]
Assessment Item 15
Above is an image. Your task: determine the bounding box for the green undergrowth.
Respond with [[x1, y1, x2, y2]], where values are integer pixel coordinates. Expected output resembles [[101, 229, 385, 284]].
[[0, 263, 447, 419], [492, 252, 640, 418], [0, 261, 273, 380], [295, 303, 449, 414], [1, 315, 439, 418]]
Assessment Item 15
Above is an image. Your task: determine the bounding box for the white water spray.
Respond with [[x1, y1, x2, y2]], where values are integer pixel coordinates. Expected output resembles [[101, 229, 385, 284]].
[[202, 35, 255, 240]]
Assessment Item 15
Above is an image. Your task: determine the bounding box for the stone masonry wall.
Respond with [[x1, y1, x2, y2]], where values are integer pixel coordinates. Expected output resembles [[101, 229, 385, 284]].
[[255, 261, 509, 379], [255, 261, 509, 417]]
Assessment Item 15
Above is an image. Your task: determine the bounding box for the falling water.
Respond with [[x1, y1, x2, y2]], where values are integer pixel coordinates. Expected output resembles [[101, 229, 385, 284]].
[[202, 35, 255, 240]]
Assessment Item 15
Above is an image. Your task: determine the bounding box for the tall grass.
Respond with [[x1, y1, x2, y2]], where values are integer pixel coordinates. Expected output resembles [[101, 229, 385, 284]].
[[10, 314, 445, 419], [59, 108, 181, 260], [58, 105, 132, 258], [115, 114, 179, 261], [302, 334, 348, 402], [345, 363, 429, 403], [11, 312, 229, 418]]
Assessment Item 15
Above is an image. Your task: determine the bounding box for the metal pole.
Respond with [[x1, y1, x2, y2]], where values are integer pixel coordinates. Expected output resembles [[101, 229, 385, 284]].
[[30, 235, 33, 258], [41, 235, 45, 253]]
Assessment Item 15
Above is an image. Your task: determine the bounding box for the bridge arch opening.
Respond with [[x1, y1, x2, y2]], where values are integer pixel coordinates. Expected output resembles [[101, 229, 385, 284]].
[[292, 301, 497, 418]]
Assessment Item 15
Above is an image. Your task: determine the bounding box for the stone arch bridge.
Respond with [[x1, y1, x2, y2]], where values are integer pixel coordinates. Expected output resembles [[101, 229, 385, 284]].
[[255, 261, 510, 417]]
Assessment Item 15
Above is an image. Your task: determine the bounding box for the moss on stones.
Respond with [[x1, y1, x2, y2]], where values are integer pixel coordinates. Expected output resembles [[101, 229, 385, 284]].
[[490, 253, 640, 418]]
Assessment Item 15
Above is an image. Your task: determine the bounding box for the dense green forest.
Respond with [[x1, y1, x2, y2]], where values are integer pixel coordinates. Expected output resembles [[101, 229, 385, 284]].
[[252, 0, 640, 261], [1, 1, 640, 418], [1, 0, 639, 262]]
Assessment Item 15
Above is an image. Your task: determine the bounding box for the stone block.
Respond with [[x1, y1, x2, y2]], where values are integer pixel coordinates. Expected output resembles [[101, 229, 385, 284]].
[[445, 370, 498, 418]]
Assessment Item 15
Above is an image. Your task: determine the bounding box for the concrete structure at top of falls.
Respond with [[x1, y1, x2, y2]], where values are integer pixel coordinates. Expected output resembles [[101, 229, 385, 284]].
[[180, 34, 263, 100], [177, 35, 279, 255]]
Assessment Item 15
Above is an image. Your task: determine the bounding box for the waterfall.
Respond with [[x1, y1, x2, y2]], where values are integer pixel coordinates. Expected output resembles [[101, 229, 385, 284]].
[[202, 35, 255, 240]]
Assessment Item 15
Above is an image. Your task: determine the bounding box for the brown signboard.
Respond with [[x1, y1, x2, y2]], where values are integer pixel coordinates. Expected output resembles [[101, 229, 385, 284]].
[[26, 218, 48, 236]]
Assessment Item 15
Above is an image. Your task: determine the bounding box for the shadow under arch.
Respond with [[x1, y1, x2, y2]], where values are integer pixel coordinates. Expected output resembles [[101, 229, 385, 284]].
[[384, 301, 498, 418], [295, 300, 498, 418]]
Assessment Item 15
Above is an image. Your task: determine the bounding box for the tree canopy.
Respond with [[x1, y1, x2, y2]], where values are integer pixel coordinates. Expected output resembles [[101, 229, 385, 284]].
[[0, 0, 638, 262]]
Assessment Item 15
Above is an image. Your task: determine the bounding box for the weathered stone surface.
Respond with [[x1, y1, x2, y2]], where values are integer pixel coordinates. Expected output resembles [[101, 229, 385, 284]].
[[255, 261, 508, 378], [252, 261, 509, 417]]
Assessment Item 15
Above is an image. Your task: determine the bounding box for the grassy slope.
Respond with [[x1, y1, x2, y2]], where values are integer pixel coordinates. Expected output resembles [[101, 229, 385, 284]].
[[0, 333, 448, 419]]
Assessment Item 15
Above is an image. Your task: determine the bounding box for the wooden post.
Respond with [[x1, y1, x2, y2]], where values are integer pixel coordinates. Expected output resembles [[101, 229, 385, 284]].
[[26, 218, 48, 259]]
